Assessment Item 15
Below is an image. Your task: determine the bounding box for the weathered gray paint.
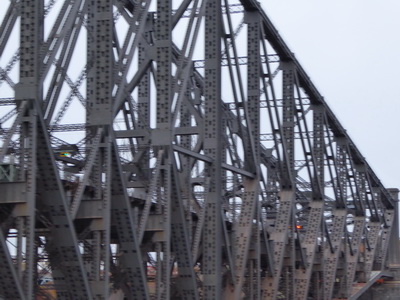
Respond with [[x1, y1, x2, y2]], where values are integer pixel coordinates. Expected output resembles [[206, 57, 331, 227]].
[[0, 1, 397, 299]]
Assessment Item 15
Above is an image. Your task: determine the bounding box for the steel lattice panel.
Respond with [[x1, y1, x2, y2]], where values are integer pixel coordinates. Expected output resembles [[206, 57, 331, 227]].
[[0, 0, 396, 299]]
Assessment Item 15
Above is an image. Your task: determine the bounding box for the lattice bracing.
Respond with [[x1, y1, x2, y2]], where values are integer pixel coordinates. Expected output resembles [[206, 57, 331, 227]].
[[0, 0, 396, 299]]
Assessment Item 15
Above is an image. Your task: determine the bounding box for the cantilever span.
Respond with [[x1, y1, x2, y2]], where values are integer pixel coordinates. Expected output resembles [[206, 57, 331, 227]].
[[0, 0, 397, 299]]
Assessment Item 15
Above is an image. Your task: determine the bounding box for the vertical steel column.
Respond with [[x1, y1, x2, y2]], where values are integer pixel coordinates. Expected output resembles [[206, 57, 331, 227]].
[[281, 63, 296, 299], [284, 212, 296, 300], [19, 0, 43, 88], [261, 62, 296, 300], [97, 141, 111, 298], [313, 105, 325, 193], [85, 0, 112, 205], [344, 167, 367, 296], [362, 190, 381, 279], [170, 160, 199, 300], [86, 0, 113, 297], [86, 0, 113, 128], [19, 108, 37, 300], [155, 0, 172, 131], [179, 88, 192, 237], [280, 61, 295, 189], [281, 61, 296, 300], [203, 0, 222, 298], [262, 61, 296, 300], [233, 179, 259, 298], [16, 0, 43, 297], [233, 10, 261, 299], [261, 190, 296, 300], [254, 207, 262, 300], [154, 1, 172, 299], [137, 36, 151, 173], [245, 13, 260, 167], [374, 202, 395, 271], [16, 217, 24, 279], [109, 141, 149, 299], [323, 139, 348, 299], [387, 189, 400, 273], [294, 105, 325, 299]]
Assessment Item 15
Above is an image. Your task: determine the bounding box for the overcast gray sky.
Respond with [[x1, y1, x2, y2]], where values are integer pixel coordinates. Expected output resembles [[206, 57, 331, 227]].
[[262, 0, 400, 189]]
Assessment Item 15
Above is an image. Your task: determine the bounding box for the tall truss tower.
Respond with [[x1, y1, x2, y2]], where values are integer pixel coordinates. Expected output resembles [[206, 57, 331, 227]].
[[0, 0, 397, 299]]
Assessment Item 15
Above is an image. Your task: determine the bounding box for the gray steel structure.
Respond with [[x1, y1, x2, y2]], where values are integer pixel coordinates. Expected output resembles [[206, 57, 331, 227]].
[[0, 0, 396, 299]]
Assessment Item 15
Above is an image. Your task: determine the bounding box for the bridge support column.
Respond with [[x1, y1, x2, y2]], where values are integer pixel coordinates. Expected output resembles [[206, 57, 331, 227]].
[[387, 188, 400, 277], [359, 188, 400, 300]]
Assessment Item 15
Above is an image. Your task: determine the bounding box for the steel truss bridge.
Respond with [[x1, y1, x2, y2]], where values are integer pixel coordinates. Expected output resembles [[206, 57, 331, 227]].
[[0, 0, 398, 299]]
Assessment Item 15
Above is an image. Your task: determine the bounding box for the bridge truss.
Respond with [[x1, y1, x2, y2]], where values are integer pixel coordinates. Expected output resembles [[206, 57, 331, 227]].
[[0, 0, 396, 299]]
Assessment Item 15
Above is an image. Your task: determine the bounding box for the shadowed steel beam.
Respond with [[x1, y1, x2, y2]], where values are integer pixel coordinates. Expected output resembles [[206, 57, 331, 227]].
[[203, 0, 223, 298], [110, 140, 149, 299], [0, 228, 26, 300], [261, 190, 295, 299]]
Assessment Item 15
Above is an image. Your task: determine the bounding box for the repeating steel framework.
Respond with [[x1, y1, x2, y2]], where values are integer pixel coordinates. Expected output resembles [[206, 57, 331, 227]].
[[0, 0, 396, 299]]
